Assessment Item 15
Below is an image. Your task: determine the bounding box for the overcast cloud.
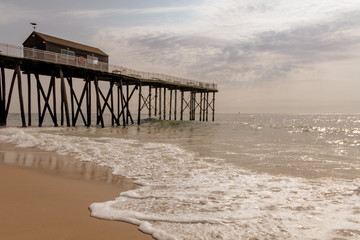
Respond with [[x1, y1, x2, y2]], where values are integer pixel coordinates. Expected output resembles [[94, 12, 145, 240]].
[[1, 0, 360, 113]]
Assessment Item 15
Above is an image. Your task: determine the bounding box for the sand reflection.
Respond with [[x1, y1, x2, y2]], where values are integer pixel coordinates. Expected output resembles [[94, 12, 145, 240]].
[[0, 142, 130, 187]]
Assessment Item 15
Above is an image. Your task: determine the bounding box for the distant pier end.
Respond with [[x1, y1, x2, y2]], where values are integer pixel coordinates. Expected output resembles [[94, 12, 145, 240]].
[[0, 32, 217, 127]]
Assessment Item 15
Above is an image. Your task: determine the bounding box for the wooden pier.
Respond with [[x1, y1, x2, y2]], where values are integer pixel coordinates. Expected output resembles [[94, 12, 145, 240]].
[[0, 43, 217, 127]]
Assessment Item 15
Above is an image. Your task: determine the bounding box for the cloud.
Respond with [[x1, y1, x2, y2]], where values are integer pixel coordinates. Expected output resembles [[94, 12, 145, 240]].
[[87, 0, 360, 89], [115, 9, 360, 86], [61, 6, 197, 18], [0, 2, 36, 24]]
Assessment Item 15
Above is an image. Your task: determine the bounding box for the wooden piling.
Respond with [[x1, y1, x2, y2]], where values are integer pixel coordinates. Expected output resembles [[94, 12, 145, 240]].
[[0, 66, 5, 126], [0, 54, 217, 127], [180, 91, 184, 121], [149, 86, 151, 118], [158, 87, 162, 120], [5, 70, 17, 122], [117, 85, 120, 124], [203, 92, 206, 122], [212, 92, 215, 121], [206, 92, 209, 121], [189, 91, 192, 121], [111, 82, 114, 126], [137, 82, 142, 125], [71, 78, 87, 126], [163, 87, 166, 120], [0, 67, 5, 109], [169, 89, 172, 120], [59, 68, 70, 127], [51, 73, 58, 126], [199, 92, 203, 121], [174, 89, 177, 120], [68, 77, 75, 126], [94, 75, 104, 128], [119, 80, 126, 126], [35, 74, 41, 127], [27, 73, 31, 126], [154, 87, 158, 117], [87, 78, 91, 127]]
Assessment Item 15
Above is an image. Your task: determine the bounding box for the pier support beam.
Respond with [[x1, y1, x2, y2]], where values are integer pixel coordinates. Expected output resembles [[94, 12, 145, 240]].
[[138, 82, 142, 125], [27, 73, 31, 126], [202, 92, 206, 122], [118, 80, 126, 126], [180, 91, 184, 121], [174, 89, 177, 120], [60, 68, 70, 127], [163, 87, 166, 120], [212, 92, 215, 121], [15, 65, 26, 127], [126, 85, 130, 125], [116, 84, 135, 125], [0, 66, 6, 126], [154, 87, 158, 117], [190, 91, 196, 121], [36, 73, 58, 127], [94, 76, 104, 128], [52, 72, 57, 126], [99, 82, 120, 126], [199, 92, 203, 121], [3, 65, 28, 127], [86, 77, 91, 127], [158, 87, 162, 120], [148, 86, 152, 118], [169, 89, 172, 120], [68, 77, 87, 126], [206, 92, 209, 121], [0, 58, 217, 127]]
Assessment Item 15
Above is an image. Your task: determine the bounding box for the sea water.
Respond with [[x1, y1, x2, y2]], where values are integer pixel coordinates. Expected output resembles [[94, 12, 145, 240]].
[[0, 114, 359, 239]]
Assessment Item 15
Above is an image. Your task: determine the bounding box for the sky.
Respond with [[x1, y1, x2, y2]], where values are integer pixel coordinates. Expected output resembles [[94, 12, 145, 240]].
[[1, 0, 360, 113]]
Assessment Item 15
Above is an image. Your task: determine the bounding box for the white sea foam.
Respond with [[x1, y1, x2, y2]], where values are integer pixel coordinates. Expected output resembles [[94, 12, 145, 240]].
[[1, 127, 360, 240]]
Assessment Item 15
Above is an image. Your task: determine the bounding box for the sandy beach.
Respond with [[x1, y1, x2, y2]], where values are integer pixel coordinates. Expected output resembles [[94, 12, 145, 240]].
[[0, 142, 153, 240]]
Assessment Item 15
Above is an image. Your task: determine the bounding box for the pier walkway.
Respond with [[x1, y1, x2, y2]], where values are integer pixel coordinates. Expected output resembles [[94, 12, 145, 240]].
[[0, 43, 217, 127]]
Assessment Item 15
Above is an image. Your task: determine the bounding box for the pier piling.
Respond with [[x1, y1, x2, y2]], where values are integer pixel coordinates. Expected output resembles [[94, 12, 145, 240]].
[[0, 43, 217, 127]]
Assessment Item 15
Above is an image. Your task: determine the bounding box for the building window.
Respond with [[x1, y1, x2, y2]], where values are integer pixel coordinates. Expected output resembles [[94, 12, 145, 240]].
[[61, 49, 75, 60], [87, 55, 98, 65], [61, 49, 67, 58], [68, 50, 75, 60]]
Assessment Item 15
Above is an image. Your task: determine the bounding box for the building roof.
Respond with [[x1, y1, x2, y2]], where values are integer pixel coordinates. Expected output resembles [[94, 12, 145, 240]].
[[25, 31, 109, 57]]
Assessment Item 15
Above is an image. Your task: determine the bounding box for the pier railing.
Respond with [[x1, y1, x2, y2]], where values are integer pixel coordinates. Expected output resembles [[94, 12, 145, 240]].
[[0, 43, 217, 91]]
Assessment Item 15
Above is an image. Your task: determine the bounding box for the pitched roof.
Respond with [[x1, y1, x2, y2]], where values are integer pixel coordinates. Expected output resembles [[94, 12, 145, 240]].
[[29, 32, 108, 56]]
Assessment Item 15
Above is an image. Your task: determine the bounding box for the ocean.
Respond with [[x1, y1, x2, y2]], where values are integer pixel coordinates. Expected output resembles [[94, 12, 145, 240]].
[[0, 113, 359, 240]]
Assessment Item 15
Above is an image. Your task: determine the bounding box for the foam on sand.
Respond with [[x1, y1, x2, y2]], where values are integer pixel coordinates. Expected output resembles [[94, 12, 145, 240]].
[[1, 127, 359, 240]]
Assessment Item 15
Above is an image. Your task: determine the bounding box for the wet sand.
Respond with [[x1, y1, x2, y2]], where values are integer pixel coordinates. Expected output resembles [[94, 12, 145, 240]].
[[0, 142, 154, 240]]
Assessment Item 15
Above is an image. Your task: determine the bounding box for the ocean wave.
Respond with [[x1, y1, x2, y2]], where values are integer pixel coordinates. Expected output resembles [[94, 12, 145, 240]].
[[1, 127, 359, 240]]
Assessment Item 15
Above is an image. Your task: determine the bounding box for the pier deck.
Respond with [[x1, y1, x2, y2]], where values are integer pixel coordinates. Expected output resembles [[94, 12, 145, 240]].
[[0, 43, 217, 127]]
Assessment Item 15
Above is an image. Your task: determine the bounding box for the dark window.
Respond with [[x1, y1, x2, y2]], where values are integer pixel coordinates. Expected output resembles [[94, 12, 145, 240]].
[[61, 49, 67, 59], [61, 49, 75, 60]]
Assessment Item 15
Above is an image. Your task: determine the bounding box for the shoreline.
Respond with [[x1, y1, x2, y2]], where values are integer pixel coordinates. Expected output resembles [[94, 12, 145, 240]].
[[0, 141, 154, 240]]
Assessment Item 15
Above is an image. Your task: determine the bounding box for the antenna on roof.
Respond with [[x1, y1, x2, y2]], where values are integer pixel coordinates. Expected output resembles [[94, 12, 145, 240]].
[[30, 22, 37, 31]]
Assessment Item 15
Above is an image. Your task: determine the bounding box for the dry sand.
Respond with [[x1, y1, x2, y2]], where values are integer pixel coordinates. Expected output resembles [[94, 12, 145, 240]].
[[0, 142, 154, 240]]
